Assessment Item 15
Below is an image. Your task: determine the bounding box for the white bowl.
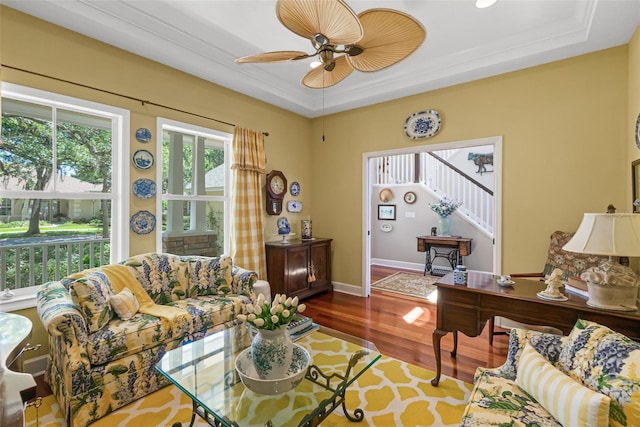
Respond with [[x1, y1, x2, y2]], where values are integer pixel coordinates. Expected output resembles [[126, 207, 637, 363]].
[[235, 344, 310, 395]]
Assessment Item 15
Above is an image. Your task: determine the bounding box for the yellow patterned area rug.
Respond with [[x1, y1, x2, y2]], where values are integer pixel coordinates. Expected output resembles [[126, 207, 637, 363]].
[[372, 272, 439, 301], [27, 334, 471, 427]]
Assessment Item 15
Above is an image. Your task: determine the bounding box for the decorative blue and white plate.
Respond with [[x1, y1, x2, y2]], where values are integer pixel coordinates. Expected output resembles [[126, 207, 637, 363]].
[[287, 200, 303, 213], [132, 149, 154, 170], [404, 110, 441, 140], [130, 210, 156, 234], [132, 178, 157, 199], [290, 181, 301, 196], [135, 128, 152, 143]]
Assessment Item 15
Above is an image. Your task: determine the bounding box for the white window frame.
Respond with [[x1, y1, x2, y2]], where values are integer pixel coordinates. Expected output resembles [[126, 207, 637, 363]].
[[0, 83, 130, 311], [156, 118, 232, 254]]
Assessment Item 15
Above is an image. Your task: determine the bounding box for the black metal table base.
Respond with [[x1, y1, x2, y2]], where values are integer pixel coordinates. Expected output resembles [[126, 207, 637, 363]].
[[183, 350, 370, 427], [424, 247, 462, 276]]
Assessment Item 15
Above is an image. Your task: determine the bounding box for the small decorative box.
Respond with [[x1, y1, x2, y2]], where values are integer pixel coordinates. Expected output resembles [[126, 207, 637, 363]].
[[453, 265, 468, 285]]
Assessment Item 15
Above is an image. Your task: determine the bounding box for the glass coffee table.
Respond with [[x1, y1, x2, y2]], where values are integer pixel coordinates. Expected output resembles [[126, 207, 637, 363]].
[[156, 324, 381, 427]]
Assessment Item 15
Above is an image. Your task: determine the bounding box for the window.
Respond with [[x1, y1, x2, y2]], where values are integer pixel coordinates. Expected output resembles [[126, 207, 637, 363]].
[[0, 199, 11, 216], [158, 118, 231, 256], [0, 84, 129, 311]]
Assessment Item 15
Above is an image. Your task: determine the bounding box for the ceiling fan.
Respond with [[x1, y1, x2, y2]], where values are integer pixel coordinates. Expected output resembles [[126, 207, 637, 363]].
[[235, 0, 426, 89]]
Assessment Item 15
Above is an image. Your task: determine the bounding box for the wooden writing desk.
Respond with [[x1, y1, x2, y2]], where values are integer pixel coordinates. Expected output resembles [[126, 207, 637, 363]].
[[416, 236, 472, 276], [430, 271, 640, 386]]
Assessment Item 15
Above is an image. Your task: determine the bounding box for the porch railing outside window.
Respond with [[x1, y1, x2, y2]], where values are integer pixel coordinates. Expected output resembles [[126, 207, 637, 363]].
[[0, 236, 110, 297]]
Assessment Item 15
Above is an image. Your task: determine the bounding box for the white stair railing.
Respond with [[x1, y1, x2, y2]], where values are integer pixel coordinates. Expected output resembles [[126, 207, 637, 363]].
[[374, 151, 493, 235]]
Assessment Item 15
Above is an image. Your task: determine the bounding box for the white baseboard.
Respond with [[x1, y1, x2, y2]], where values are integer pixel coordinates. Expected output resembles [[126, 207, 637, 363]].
[[24, 354, 48, 377], [370, 258, 423, 272], [331, 281, 365, 296]]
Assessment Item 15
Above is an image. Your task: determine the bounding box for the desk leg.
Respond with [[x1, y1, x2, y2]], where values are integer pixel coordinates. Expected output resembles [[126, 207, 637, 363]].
[[451, 331, 458, 357], [431, 329, 448, 387]]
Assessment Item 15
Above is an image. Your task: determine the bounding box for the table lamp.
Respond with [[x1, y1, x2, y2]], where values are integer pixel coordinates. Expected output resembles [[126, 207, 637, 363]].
[[562, 213, 640, 311]]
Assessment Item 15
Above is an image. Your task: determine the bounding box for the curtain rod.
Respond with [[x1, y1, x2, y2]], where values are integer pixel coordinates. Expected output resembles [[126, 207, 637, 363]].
[[1, 64, 269, 137]]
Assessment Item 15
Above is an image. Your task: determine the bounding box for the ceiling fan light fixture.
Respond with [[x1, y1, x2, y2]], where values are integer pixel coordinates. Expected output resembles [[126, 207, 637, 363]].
[[237, 1, 426, 89], [303, 55, 353, 88], [319, 48, 335, 67], [313, 33, 330, 49], [475, 0, 497, 8]]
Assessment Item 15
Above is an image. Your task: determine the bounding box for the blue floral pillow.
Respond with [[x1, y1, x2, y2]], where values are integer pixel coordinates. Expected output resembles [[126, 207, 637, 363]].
[[580, 324, 640, 426], [558, 319, 614, 385], [69, 271, 114, 333], [185, 256, 232, 296], [491, 328, 565, 380]]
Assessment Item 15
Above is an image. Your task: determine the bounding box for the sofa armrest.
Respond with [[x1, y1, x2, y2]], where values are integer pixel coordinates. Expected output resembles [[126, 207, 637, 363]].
[[37, 281, 94, 394], [231, 266, 258, 297], [37, 281, 89, 340], [486, 328, 565, 380]]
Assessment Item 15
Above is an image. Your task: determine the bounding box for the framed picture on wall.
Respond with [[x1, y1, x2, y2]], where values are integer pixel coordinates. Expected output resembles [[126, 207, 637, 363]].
[[378, 204, 396, 220]]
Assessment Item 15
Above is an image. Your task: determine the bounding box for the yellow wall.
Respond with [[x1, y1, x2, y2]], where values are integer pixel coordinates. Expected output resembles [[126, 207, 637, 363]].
[[311, 47, 629, 286], [0, 6, 310, 361]]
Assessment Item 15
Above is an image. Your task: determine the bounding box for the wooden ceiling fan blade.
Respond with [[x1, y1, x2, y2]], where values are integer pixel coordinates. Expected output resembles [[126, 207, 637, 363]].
[[277, 0, 363, 46], [346, 9, 426, 72], [236, 51, 311, 63], [302, 56, 353, 88]]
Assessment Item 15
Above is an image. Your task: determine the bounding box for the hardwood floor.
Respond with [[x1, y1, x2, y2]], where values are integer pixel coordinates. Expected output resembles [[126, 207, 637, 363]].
[[302, 265, 510, 384]]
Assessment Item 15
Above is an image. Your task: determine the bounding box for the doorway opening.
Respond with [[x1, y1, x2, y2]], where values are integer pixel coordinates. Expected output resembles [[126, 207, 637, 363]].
[[362, 136, 502, 296]]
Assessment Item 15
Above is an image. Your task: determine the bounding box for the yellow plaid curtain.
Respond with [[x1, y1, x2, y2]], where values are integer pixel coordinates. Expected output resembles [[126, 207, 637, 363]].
[[230, 127, 267, 278]]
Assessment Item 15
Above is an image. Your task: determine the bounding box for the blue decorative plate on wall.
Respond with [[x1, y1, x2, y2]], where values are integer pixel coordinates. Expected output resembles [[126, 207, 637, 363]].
[[136, 128, 152, 143], [132, 178, 157, 199], [290, 181, 301, 196], [130, 210, 156, 234], [404, 110, 441, 140], [132, 149, 154, 170], [287, 200, 303, 213]]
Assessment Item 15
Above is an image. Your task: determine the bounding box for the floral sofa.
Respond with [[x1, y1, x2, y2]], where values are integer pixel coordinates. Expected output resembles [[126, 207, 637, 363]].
[[37, 252, 259, 427], [461, 319, 640, 426]]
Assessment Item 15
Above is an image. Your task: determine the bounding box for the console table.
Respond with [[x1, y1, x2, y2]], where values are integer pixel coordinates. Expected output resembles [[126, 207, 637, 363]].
[[430, 271, 640, 386], [416, 235, 472, 276]]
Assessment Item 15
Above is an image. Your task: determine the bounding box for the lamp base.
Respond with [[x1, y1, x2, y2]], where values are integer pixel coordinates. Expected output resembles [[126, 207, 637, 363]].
[[586, 282, 639, 311]]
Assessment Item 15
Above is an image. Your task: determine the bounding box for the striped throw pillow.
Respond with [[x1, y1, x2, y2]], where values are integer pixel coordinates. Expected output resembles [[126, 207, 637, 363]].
[[109, 288, 140, 320], [516, 342, 610, 427]]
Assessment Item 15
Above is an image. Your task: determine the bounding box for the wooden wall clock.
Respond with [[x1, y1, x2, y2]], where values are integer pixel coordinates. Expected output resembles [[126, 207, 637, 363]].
[[266, 170, 287, 215]]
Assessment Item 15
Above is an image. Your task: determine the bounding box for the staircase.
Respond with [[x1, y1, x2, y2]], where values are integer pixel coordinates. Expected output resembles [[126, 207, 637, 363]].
[[375, 150, 494, 236]]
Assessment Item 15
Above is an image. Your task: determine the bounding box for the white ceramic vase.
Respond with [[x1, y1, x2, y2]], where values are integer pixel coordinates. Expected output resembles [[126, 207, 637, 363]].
[[251, 327, 294, 379]]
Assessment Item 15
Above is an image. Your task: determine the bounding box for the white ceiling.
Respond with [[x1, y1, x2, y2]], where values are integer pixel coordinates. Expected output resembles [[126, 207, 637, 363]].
[[4, 0, 640, 118]]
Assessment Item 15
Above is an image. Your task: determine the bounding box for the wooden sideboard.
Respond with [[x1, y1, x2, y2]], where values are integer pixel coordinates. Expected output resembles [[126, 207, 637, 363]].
[[265, 238, 333, 300]]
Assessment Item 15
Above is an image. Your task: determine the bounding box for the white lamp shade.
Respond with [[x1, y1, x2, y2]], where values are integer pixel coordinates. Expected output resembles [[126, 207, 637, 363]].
[[562, 213, 640, 257]]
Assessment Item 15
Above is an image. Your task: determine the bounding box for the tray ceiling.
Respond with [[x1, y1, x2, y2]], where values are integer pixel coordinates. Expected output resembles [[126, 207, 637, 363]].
[[4, 0, 640, 118]]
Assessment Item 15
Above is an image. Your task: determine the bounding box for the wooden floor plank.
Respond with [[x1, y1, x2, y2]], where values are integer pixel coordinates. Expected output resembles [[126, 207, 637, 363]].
[[302, 266, 510, 384]]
